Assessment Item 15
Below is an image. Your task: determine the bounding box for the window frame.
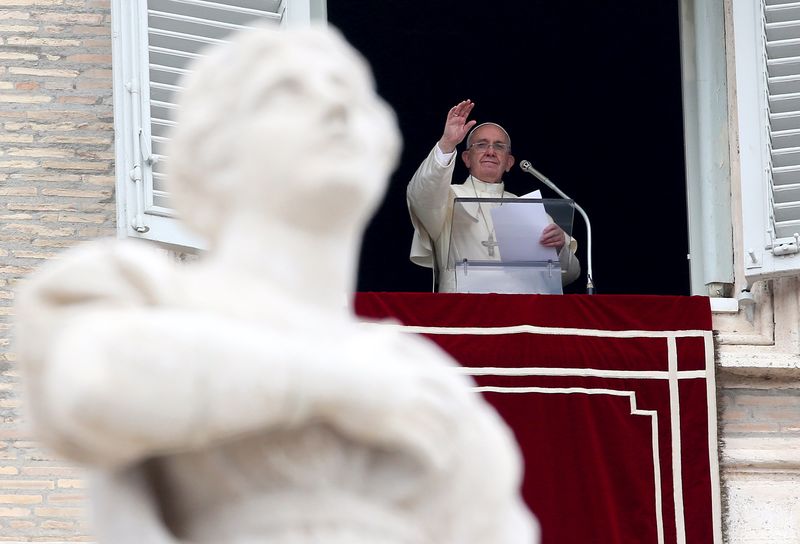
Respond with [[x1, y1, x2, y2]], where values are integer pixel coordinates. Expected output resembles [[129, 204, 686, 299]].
[[732, 0, 800, 284], [110, 0, 774, 310], [111, 0, 325, 251]]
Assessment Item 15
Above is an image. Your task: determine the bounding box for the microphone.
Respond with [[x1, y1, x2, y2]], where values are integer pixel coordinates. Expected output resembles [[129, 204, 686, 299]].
[[520, 160, 595, 294]]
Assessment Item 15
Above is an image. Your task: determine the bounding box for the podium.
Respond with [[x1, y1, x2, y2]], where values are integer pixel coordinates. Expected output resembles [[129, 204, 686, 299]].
[[444, 197, 576, 294]]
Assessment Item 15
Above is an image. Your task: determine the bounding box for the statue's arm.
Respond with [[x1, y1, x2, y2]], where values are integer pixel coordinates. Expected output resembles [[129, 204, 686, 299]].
[[20, 303, 474, 472], [69, 316, 535, 544], [20, 307, 319, 467], [15, 241, 503, 481]]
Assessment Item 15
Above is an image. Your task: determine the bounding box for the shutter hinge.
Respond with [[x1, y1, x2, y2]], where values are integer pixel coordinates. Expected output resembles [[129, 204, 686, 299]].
[[769, 234, 800, 256], [126, 78, 150, 234]]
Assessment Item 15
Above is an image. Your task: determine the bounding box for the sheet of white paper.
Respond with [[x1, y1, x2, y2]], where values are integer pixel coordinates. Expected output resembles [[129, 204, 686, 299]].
[[490, 190, 558, 262]]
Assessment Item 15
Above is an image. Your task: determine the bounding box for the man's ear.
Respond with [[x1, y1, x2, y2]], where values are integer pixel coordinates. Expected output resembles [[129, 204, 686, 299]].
[[505, 154, 516, 172], [461, 150, 472, 169]]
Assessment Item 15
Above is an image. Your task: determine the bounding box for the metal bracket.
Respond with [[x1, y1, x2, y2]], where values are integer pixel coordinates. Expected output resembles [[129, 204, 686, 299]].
[[770, 233, 800, 256]]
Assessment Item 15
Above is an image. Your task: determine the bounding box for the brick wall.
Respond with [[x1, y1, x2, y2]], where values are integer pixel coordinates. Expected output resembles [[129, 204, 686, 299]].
[[0, 1, 114, 541], [718, 372, 800, 543], [720, 376, 800, 436]]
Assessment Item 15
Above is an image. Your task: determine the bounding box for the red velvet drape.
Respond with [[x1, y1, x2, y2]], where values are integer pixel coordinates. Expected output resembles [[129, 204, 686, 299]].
[[355, 293, 719, 544]]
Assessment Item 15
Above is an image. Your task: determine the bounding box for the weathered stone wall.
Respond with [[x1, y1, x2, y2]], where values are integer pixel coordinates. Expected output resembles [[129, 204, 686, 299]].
[[719, 372, 800, 543], [0, 1, 113, 540]]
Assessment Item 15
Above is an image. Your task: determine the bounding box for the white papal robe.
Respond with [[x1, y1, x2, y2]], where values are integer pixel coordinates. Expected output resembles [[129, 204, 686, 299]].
[[407, 145, 580, 293]]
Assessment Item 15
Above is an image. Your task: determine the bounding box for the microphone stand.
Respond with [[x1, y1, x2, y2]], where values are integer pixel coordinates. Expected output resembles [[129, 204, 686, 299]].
[[520, 160, 595, 294]]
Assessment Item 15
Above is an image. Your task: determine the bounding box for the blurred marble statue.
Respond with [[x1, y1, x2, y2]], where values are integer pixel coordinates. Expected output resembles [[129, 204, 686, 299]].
[[15, 24, 538, 543]]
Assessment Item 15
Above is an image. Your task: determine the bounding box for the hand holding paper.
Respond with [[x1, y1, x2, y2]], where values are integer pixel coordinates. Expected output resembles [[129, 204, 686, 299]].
[[539, 223, 565, 251], [490, 190, 559, 262]]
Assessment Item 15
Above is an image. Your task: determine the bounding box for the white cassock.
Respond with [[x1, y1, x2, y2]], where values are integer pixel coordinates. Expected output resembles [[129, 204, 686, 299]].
[[407, 144, 580, 293]]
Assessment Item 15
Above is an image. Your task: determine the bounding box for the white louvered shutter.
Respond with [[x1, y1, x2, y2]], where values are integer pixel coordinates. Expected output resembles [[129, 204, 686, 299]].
[[735, 0, 800, 282], [112, 0, 323, 250]]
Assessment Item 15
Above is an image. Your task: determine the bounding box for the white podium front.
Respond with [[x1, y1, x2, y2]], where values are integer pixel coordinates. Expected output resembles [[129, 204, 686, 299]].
[[445, 197, 575, 294]]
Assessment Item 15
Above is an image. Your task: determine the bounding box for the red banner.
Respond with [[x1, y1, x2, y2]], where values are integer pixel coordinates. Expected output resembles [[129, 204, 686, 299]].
[[355, 293, 721, 544]]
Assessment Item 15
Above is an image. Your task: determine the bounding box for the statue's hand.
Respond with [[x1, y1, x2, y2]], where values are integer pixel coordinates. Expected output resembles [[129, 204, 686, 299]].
[[309, 325, 476, 475]]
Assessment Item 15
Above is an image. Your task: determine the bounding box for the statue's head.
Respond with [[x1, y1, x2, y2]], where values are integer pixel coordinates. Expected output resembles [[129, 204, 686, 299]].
[[168, 24, 401, 244]]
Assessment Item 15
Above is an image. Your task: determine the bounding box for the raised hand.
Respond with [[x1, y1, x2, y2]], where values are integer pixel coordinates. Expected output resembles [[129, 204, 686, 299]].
[[438, 99, 477, 153]]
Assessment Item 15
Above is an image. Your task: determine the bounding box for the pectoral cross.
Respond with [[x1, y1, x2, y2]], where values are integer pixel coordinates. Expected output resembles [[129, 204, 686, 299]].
[[481, 232, 498, 257]]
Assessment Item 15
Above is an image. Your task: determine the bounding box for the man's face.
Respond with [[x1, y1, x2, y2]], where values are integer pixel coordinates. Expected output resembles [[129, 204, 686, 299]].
[[461, 125, 515, 183]]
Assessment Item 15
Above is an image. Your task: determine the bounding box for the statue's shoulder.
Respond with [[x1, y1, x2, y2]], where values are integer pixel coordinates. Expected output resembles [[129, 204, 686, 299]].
[[17, 238, 175, 314]]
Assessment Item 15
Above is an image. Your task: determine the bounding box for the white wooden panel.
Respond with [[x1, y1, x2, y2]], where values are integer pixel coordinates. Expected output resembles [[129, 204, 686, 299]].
[[735, 0, 800, 282], [112, 0, 323, 249]]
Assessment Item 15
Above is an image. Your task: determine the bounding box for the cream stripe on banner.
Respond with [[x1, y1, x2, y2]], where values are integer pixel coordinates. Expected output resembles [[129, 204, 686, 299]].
[[704, 331, 723, 544], [361, 321, 709, 339], [667, 336, 686, 544], [461, 367, 706, 380]]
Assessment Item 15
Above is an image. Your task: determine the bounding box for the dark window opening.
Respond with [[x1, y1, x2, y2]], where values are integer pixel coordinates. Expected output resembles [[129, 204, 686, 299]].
[[329, 1, 689, 295]]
